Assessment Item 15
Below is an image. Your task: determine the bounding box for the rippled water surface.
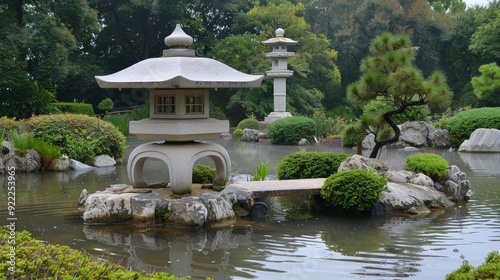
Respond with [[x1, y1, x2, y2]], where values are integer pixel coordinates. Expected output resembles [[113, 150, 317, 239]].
[[1, 137, 499, 279]]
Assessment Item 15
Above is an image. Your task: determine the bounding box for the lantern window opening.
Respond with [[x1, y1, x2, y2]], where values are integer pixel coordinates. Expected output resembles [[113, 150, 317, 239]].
[[156, 95, 176, 115], [185, 95, 204, 114]]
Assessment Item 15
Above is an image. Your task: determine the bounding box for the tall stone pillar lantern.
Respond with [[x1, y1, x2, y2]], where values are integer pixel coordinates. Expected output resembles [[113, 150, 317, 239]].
[[262, 28, 298, 123]]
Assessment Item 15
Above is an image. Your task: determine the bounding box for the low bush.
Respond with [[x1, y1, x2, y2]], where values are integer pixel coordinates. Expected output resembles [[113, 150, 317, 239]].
[[267, 116, 316, 145], [233, 128, 243, 141], [53, 102, 95, 116], [445, 107, 500, 147], [0, 117, 20, 138], [192, 164, 216, 184], [0, 226, 189, 279], [22, 114, 126, 163], [97, 98, 114, 112], [277, 152, 350, 180], [404, 153, 448, 181], [446, 250, 500, 280], [237, 117, 260, 130], [320, 169, 387, 214]]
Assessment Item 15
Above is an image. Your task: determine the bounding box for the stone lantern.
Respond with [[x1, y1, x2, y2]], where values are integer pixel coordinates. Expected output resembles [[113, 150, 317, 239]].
[[95, 24, 263, 194], [262, 28, 298, 122]]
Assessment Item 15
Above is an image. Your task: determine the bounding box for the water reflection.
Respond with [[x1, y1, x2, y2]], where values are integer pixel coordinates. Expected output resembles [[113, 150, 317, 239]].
[[1, 137, 500, 279]]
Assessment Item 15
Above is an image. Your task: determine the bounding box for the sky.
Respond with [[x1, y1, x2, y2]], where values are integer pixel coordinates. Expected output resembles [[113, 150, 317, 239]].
[[463, 0, 493, 7]]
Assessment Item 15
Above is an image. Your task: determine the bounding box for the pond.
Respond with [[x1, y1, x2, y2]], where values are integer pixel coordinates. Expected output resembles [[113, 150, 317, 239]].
[[1, 137, 499, 279]]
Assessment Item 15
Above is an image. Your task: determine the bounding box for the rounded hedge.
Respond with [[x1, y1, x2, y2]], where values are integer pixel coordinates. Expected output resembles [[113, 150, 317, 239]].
[[267, 116, 316, 145], [277, 151, 351, 179], [320, 169, 387, 214], [237, 117, 260, 130], [404, 153, 448, 181], [446, 107, 500, 147], [22, 114, 126, 163]]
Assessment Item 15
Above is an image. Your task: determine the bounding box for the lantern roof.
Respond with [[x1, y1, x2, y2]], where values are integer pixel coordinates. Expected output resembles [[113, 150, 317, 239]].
[[95, 24, 263, 89]]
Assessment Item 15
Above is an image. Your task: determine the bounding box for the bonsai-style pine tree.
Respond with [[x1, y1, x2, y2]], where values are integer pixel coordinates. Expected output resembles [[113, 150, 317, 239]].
[[347, 32, 452, 158]]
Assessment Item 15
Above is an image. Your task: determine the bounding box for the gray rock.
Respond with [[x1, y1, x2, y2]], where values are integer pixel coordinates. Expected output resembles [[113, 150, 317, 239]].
[[70, 159, 96, 171], [298, 138, 310, 145], [168, 196, 208, 227], [383, 170, 415, 183], [441, 165, 472, 201], [48, 156, 70, 171], [241, 129, 260, 142], [362, 134, 375, 149], [93, 154, 116, 167], [83, 192, 135, 223], [400, 121, 428, 147], [410, 173, 434, 188], [199, 192, 235, 222], [381, 182, 454, 214], [428, 128, 450, 148], [338, 154, 388, 174], [3, 148, 41, 172], [458, 128, 500, 152], [131, 192, 163, 222]]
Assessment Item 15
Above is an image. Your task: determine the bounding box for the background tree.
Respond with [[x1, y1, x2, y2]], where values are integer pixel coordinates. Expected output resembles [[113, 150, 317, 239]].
[[472, 63, 500, 106], [0, 0, 98, 118], [347, 33, 453, 158], [469, 1, 500, 61]]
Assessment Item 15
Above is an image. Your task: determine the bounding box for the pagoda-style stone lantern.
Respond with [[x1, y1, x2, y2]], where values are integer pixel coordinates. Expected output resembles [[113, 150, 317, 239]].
[[95, 24, 263, 194], [262, 28, 298, 122]]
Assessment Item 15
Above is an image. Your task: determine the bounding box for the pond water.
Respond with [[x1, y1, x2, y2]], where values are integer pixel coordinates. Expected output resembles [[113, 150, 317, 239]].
[[1, 137, 499, 279]]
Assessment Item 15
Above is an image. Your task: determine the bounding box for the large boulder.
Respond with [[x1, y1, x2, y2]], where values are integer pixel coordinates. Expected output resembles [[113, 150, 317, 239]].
[[399, 121, 428, 147], [241, 128, 260, 142], [93, 154, 116, 167], [458, 128, 500, 152], [2, 148, 41, 172]]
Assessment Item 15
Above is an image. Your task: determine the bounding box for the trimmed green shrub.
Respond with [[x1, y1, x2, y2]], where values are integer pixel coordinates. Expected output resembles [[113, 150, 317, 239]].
[[22, 114, 126, 163], [237, 117, 260, 130], [192, 164, 216, 184], [0, 226, 188, 279], [321, 169, 387, 214], [53, 102, 95, 116], [277, 152, 350, 180], [446, 250, 500, 280], [445, 107, 500, 147], [267, 116, 316, 145], [404, 153, 448, 181], [97, 98, 114, 111], [233, 128, 243, 141]]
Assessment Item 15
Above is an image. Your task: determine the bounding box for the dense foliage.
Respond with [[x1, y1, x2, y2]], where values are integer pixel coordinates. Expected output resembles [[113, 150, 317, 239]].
[[0, 226, 188, 279], [277, 152, 350, 180], [53, 102, 95, 116], [320, 169, 387, 214], [404, 153, 449, 181], [446, 250, 500, 280], [445, 107, 500, 146], [192, 164, 216, 184], [22, 114, 126, 163], [267, 116, 316, 145]]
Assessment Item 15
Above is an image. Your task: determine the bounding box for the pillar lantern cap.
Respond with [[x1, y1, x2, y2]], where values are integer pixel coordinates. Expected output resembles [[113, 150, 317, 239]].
[[262, 28, 298, 46]]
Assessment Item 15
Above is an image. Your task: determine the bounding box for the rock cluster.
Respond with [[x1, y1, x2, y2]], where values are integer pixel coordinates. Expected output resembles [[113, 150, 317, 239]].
[[339, 154, 472, 215], [79, 184, 237, 227]]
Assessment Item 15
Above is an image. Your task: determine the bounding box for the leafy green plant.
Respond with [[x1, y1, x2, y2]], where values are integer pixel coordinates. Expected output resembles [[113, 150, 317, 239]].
[[233, 128, 243, 141], [8, 131, 37, 150], [445, 107, 500, 147], [0, 226, 189, 279], [104, 114, 131, 135], [33, 140, 61, 168], [129, 103, 150, 120], [22, 114, 126, 162], [251, 161, 269, 181], [53, 102, 95, 116], [404, 153, 448, 182], [312, 110, 349, 139], [277, 152, 350, 180], [192, 164, 216, 184], [446, 250, 500, 280], [267, 116, 316, 145], [321, 169, 387, 214]]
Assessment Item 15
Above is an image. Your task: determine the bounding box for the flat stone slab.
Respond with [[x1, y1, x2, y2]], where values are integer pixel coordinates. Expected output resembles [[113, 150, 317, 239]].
[[225, 178, 326, 199]]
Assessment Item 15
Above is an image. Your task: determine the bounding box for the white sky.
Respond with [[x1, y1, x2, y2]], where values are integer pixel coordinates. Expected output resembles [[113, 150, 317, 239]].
[[463, 0, 493, 7]]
